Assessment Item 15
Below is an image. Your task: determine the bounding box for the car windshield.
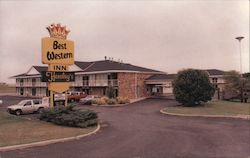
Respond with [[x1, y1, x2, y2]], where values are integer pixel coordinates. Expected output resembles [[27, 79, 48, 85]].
[[18, 100, 28, 105]]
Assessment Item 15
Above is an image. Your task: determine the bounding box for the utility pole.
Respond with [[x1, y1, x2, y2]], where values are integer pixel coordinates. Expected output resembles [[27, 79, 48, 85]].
[[235, 36, 244, 74]]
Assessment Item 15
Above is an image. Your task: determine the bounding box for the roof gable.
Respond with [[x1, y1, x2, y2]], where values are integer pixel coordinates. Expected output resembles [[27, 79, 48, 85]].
[[33, 66, 48, 73], [26, 67, 39, 75], [205, 69, 224, 76]]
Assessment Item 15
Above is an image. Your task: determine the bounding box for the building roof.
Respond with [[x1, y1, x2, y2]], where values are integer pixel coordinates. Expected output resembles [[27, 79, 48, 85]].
[[76, 60, 161, 73], [33, 66, 48, 73], [205, 69, 224, 76], [146, 69, 225, 81], [146, 74, 177, 81], [74, 61, 94, 70], [11, 60, 163, 78]]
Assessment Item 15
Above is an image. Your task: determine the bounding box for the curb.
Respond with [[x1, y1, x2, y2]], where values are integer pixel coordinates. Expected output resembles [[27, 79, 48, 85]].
[[93, 103, 129, 107], [0, 124, 101, 152], [160, 109, 250, 120]]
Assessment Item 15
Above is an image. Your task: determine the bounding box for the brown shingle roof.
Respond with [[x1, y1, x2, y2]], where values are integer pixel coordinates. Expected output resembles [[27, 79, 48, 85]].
[[75, 60, 162, 73], [146, 74, 176, 80], [146, 69, 225, 81], [11, 60, 163, 78], [205, 69, 224, 76], [33, 66, 48, 73]]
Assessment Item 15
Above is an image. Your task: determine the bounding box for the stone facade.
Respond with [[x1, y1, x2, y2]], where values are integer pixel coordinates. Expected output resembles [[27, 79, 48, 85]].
[[118, 72, 152, 99]]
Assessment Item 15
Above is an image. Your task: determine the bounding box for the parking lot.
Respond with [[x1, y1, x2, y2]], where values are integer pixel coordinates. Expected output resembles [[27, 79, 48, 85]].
[[1, 95, 249, 158]]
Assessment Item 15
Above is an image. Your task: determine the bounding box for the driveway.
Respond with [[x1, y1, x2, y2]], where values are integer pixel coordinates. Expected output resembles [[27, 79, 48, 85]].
[[1, 97, 249, 158]]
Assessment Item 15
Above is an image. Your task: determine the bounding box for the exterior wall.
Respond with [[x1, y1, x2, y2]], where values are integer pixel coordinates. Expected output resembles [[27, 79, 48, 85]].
[[90, 87, 105, 96], [89, 74, 108, 87], [16, 77, 48, 97], [163, 81, 173, 94], [146, 76, 226, 99], [118, 72, 152, 99]]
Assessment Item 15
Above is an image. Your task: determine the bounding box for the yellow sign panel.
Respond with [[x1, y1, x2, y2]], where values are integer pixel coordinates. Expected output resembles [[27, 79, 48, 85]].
[[42, 37, 74, 65], [48, 82, 70, 93], [47, 65, 71, 93], [48, 64, 69, 72]]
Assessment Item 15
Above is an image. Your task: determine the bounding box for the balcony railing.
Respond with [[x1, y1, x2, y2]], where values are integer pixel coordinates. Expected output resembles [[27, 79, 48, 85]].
[[70, 82, 83, 87], [70, 79, 118, 87], [16, 79, 118, 87], [108, 79, 118, 87], [16, 82, 47, 87]]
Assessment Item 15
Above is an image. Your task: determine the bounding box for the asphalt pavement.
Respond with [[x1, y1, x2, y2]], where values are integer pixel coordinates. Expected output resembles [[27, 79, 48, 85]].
[[0, 96, 249, 158]]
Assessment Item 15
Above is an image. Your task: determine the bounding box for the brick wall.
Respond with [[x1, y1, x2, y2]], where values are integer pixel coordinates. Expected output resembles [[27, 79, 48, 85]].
[[118, 72, 152, 99]]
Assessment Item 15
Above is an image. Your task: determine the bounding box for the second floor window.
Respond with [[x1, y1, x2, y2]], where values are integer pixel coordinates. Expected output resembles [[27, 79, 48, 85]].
[[83, 76, 89, 86], [32, 78, 36, 86], [20, 79, 24, 86], [212, 78, 218, 83]]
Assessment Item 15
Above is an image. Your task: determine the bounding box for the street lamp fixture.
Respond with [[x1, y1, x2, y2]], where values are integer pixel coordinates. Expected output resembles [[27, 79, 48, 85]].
[[235, 36, 244, 74]]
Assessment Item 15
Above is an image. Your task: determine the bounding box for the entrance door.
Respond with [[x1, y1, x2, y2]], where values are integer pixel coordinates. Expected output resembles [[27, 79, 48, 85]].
[[20, 88, 24, 95], [32, 88, 36, 96]]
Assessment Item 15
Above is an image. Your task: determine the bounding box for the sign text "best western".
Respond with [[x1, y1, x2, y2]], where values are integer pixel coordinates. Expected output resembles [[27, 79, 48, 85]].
[[42, 37, 74, 65]]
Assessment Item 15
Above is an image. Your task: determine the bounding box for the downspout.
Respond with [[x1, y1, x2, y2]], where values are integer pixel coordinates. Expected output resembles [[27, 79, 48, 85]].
[[135, 73, 138, 98]]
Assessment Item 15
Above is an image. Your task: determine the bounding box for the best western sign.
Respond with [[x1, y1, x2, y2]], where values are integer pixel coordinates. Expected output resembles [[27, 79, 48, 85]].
[[41, 23, 74, 94], [41, 71, 75, 82], [42, 37, 74, 65]]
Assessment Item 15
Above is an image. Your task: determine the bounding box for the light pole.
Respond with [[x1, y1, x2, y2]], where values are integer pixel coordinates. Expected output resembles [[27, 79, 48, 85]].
[[235, 36, 244, 74]]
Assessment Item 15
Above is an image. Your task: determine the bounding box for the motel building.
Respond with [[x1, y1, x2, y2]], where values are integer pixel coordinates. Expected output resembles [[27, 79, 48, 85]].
[[11, 59, 225, 99]]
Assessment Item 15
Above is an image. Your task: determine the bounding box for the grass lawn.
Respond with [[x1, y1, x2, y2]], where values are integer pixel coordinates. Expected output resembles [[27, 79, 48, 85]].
[[0, 111, 97, 147], [163, 100, 250, 116]]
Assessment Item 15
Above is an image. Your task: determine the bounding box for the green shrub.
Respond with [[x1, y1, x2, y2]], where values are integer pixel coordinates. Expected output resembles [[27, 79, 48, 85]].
[[117, 97, 130, 104], [173, 69, 215, 106], [107, 98, 117, 105], [39, 105, 98, 128]]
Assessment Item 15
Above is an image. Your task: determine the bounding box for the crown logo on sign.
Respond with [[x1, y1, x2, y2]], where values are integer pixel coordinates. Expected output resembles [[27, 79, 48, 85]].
[[46, 23, 70, 39]]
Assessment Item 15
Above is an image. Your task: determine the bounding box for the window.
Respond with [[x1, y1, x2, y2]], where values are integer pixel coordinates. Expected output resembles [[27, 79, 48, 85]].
[[32, 78, 36, 87], [83, 76, 89, 86], [25, 101, 32, 106], [20, 79, 24, 86], [212, 78, 218, 83], [33, 100, 41, 104]]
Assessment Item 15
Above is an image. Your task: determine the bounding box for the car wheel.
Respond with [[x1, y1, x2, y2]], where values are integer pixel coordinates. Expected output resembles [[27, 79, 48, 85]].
[[38, 108, 44, 114], [15, 110, 22, 116]]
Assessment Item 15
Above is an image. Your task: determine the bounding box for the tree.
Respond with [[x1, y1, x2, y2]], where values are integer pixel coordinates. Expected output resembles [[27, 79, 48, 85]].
[[172, 69, 215, 106], [223, 71, 250, 102]]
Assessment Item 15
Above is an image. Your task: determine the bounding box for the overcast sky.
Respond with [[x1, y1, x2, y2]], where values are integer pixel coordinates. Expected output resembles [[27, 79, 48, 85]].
[[0, 0, 249, 83]]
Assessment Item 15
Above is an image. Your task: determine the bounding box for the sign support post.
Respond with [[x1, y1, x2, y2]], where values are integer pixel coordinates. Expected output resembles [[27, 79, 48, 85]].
[[50, 91, 54, 107]]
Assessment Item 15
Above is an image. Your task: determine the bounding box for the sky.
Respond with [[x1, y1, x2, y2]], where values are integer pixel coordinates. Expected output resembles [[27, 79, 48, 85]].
[[0, 0, 249, 83]]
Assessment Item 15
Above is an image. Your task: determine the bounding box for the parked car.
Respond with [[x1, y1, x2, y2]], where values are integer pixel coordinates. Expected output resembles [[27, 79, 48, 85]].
[[80, 95, 100, 105], [67, 91, 87, 102], [7, 98, 49, 115]]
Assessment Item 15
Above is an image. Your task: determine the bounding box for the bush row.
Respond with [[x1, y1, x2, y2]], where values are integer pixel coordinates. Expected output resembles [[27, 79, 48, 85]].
[[39, 105, 98, 128], [93, 96, 130, 105]]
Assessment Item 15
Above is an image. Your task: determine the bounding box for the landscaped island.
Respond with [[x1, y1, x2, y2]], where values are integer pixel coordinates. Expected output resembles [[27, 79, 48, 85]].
[[0, 111, 98, 147], [162, 101, 250, 117]]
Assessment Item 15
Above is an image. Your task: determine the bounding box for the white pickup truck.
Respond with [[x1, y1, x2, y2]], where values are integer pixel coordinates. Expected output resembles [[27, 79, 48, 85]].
[[7, 98, 49, 115]]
